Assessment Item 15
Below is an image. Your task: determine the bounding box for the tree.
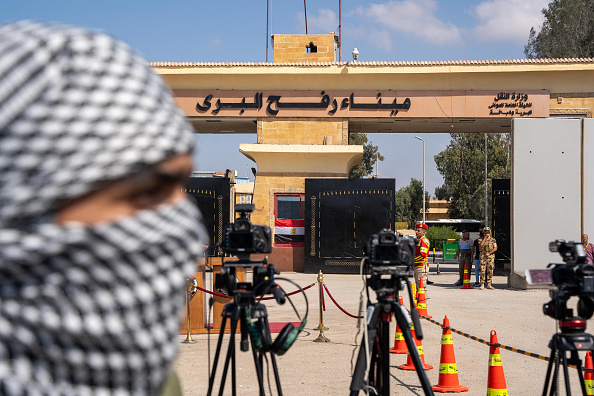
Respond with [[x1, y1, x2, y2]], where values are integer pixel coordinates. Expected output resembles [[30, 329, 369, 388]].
[[433, 133, 510, 221], [525, 0, 594, 58], [348, 132, 384, 178], [394, 178, 431, 229]]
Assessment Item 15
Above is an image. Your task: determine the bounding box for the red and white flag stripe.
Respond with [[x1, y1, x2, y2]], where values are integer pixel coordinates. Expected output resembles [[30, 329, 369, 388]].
[[274, 219, 305, 244]]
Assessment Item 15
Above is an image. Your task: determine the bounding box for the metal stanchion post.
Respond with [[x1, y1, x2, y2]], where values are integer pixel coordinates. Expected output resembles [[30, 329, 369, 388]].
[[313, 271, 330, 343], [182, 278, 197, 344], [434, 247, 440, 274]]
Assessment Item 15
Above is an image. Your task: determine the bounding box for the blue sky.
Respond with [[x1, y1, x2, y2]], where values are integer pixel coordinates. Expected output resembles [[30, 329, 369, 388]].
[[1, 0, 550, 194]]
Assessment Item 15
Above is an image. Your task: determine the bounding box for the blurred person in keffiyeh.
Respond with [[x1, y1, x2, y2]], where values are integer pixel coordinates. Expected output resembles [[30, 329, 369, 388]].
[[0, 21, 206, 395]]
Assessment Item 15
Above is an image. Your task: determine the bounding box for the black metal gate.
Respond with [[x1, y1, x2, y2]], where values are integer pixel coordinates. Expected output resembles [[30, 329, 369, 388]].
[[492, 178, 511, 275], [185, 177, 231, 256], [304, 178, 395, 274]]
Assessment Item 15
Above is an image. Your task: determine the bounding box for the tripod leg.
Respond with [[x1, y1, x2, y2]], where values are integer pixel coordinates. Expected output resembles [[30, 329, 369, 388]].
[[207, 315, 228, 396], [561, 351, 572, 396], [394, 304, 434, 395], [261, 316, 283, 396], [349, 304, 381, 395], [573, 351, 587, 396], [542, 347, 556, 396], [218, 317, 239, 396], [378, 319, 391, 396], [349, 332, 373, 396], [248, 330, 266, 396], [268, 352, 283, 396], [551, 348, 562, 396], [369, 337, 379, 391]]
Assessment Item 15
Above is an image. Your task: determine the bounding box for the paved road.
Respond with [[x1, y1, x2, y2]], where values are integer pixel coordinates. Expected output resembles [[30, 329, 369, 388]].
[[175, 262, 591, 395]]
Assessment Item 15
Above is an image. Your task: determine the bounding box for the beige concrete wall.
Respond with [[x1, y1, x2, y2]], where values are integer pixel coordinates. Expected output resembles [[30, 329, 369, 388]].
[[251, 175, 306, 226], [248, 116, 358, 228], [154, 64, 594, 97], [550, 94, 594, 117], [258, 118, 348, 145], [272, 34, 336, 63]]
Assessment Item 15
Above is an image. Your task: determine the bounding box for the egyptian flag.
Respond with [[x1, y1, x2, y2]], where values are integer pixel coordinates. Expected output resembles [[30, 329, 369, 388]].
[[274, 219, 305, 245]]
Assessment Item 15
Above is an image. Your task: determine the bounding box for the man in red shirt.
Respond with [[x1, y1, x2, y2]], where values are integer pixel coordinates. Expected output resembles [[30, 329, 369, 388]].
[[414, 223, 430, 294]]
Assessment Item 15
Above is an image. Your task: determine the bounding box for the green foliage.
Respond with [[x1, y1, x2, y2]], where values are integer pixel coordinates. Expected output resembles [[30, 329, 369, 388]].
[[433, 133, 510, 222], [425, 226, 460, 251], [348, 132, 384, 178], [525, 0, 594, 58], [394, 178, 431, 229]]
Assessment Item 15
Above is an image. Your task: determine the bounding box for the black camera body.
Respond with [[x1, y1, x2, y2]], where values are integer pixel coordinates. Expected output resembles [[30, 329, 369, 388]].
[[216, 204, 277, 297], [224, 204, 272, 255], [365, 229, 415, 267], [540, 240, 594, 320]]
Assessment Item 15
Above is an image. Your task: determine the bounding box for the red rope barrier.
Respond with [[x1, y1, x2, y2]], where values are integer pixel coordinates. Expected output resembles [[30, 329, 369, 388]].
[[196, 283, 316, 301], [322, 282, 326, 311], [196, 286, 232, 299], [323, 283, 363, 319], [260, 282, 316, 300]]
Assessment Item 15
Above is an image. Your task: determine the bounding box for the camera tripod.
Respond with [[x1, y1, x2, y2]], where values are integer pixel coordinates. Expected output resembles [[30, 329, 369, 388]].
[[542, 319, 594, 396], [207, 289, 282, 396], [349, 269, 434, 396]]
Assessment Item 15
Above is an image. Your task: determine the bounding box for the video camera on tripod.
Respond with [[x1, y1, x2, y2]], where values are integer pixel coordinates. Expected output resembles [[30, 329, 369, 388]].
[[350, 229, 434, 396], [208, 204, 308, 396], [215, 204, 284, 301], [526, 240, 594, 396], [527, 240, 594, 321], [363, 230, 416, 292]]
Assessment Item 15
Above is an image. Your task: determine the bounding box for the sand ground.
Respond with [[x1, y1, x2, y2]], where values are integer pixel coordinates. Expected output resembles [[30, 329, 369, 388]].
[[175, 261, 592, 395]]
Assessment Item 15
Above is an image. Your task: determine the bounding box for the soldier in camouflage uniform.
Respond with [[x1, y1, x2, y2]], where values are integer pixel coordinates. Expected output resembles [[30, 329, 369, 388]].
[[479, 227, 497, 290]]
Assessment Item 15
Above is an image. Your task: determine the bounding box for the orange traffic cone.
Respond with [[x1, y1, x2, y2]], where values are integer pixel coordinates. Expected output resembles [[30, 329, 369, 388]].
[[487, 330, 508, 396], [432, 316, 469, 393], [416, 278, 432, 318], [461, 263, 473, 289], [398, 322, 433, 371], [390, 296, 408, 354], [585, 350, 594, 395]]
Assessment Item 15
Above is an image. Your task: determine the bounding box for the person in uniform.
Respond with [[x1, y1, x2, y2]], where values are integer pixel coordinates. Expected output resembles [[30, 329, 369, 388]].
[[479, 227, 498, 290], [414, 223, 430, 293]]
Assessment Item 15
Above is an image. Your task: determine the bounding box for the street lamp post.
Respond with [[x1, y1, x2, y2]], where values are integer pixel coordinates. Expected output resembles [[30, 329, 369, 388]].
[[485, 133, 488, 227], [415, 136, 425, 223]]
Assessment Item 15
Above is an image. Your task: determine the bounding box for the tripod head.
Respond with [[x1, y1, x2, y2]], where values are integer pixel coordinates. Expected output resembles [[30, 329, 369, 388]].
[[215, 203, 285, 304], [216, 258, 285, 306], [366, 266, 413, 301]]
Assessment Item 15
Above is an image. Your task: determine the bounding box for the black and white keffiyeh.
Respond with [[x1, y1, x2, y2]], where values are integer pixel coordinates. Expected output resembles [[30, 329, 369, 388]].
[[0, 21, 206, 395]]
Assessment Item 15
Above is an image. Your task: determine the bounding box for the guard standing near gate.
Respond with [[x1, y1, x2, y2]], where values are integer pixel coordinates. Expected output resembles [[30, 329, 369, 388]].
[[414, 223, 430, 294], [479, 227, 498, 290]]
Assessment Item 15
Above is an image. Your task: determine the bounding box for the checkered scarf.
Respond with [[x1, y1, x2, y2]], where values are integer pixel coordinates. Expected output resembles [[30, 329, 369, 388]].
[[0, 22, 205, 395]]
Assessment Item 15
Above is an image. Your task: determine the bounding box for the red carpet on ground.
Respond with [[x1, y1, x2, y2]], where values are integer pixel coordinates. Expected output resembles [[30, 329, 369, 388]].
[[268, 322, 301, 333], [204, 322, 301, 334]]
